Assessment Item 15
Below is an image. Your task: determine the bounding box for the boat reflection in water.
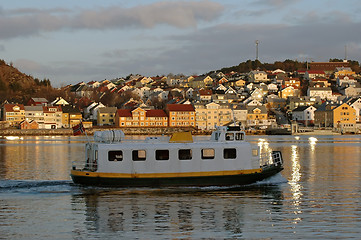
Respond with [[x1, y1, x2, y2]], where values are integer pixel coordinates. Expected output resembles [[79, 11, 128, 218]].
[[72, 186, 284, 238]]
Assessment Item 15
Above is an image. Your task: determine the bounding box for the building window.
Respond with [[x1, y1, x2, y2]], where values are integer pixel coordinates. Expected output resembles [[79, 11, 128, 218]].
[[108, 151, 123, 161], [202, 148, 214, 159], [179, 149, 192, 160], [156, 150, 169, 160], [132, 150, 146, 161], [224, 148, 237, 159]]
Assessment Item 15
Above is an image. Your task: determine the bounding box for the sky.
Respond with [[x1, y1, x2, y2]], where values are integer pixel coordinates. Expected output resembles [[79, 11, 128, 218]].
[[1, 0, 361, 87]]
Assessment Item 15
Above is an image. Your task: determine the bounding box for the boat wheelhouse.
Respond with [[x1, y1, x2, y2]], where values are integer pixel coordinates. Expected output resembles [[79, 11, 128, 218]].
[[70, 126, 283, 187]]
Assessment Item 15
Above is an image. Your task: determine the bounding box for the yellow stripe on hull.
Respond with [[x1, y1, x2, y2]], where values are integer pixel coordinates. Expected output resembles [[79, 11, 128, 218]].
[[70, 168, 263, 179]]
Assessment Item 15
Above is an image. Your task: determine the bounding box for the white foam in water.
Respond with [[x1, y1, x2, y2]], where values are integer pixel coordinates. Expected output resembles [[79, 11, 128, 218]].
[[253, 173, 288, 185], [0, 180, 72, 194]]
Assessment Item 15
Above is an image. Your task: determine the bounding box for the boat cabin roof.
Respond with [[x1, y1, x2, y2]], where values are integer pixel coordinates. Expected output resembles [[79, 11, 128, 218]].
[[93, 126, 245, 144]]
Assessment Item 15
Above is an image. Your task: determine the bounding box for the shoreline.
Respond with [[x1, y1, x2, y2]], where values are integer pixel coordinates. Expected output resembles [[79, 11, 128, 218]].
[[0, 128, 353, 136]]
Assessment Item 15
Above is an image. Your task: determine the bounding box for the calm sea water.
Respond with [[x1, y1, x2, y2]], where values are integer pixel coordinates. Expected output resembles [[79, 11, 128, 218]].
[[0, 134, 361, 239]]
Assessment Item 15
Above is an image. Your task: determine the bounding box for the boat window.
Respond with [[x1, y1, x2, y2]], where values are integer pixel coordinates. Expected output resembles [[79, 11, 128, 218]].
[[252, 149, 258, 156], [179, 149, 192, 160], [224, 148, 237, 159], [202, 148, 215, 159], [132, 150, 146, 161], [108, 151, 123, 161], [225, 133, 234, 141], [156, 150, 169, 160], [235, 133, 244, 141]]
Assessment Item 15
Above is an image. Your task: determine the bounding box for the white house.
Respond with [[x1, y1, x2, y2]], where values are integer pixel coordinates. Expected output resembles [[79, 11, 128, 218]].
[[51, 97, 69, 106], [185, 88, 195, 99], [244, 98, 263, 106], [216, 84, 227, 91], [307, 87, 332, 100], [140, 86, 151, 99], [304, 70, 326, 80], [232, 104, 248, 125], [267, 83, 278, 92], [347, 97, 361, 122], [337, 75, 357, 87], [341, 86, 361, 97], [250, 88, 265, 101], [292, 106, 317, 126], [158, 90, 169, 101], [24, 106, 45, 129], [131, 88, 142, 99]]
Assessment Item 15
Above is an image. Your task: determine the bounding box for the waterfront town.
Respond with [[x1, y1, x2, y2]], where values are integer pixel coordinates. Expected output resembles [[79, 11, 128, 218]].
[[1, 60, 361, 135]]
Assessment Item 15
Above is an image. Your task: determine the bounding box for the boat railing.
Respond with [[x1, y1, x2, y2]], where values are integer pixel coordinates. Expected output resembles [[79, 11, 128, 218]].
[[271, 151, 283, 166], [259, 151, 283, 168], [72, 160, 98, 172]]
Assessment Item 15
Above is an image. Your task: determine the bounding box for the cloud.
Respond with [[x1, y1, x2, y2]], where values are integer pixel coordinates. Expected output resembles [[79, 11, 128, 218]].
[[285, 10, 354, 25], [113, 21, 361, 76], [0, 1, 223, 39], [253, 0, 300, 7], [17, 17, 361, 86]]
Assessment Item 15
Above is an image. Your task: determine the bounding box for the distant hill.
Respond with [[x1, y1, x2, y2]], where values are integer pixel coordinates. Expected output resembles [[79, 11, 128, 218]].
[[0, 60, 53, 103]]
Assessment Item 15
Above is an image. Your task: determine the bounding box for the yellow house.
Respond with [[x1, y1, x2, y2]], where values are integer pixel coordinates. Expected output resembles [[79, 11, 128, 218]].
[[194, 104, 207, 130], [203, 76, 214, 87], [62, 106, 82, 128], [194, 102, 233, 130], [115, 108, 168, 127], [188, 76, 214, 89], [334, 67, 355, 78], [218, 104, 233, 127], [283, 78, 301, 88], [333, 103, 356, 129], [235, 79, 246, 87], [166, 104, 196, 128], [97, 107, 117, 126], [62, 112, 69, 128], [279, 86, 298, 99], [3, 104, 25, 126], [246, 106, 268, 126]]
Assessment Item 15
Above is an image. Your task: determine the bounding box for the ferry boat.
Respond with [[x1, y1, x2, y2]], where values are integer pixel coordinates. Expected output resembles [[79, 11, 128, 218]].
[[70, 126, 284, 187]]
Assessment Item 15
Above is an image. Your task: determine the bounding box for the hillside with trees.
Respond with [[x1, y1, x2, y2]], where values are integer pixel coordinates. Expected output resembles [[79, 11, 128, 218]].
[[0, 60, 60, 103]]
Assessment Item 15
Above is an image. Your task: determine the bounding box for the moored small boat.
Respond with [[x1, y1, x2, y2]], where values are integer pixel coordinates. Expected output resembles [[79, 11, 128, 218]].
[[70, 126, 284, 187]]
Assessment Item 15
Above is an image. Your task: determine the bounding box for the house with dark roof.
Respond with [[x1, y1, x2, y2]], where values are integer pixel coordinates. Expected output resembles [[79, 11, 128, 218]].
[[198, 89, 213, 102], [62, 105, 82, 128], [166, 104, 196, 128], [314, 102, 356, 132], [292, 106, 317, 126], [27, 97, 48, 106], [20, 120, 39, 129], [304, 70, 326, 80]]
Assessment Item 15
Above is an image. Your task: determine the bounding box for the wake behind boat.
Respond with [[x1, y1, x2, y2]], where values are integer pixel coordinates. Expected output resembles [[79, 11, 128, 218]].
[[70, 126, 284, 187]]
